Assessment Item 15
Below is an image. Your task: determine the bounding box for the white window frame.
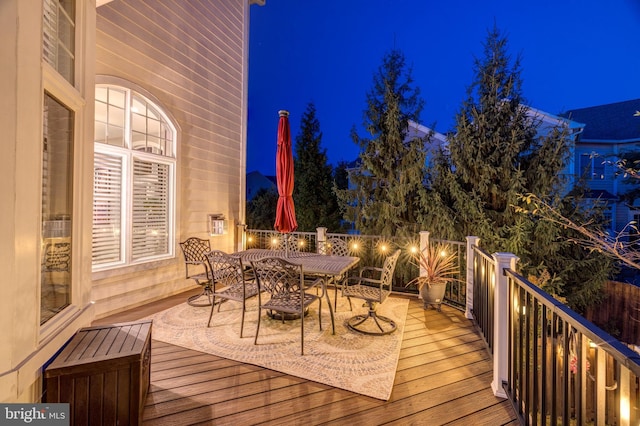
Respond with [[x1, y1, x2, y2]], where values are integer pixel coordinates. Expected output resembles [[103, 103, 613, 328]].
[[580, 152, 606, 180], [93, 84, 176, 271], [40, 0, 87, 330], [43, 0, 76, 85]]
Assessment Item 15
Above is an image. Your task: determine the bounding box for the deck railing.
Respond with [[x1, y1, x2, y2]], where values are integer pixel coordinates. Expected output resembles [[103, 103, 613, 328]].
[[243, 228, 466, 304], [471, 243, 496, 354], [468, 243, 640, 425], [241, 227, 640, 423]]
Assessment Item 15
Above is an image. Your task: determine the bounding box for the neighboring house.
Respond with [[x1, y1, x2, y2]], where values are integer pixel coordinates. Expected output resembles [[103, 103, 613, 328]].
[[246, 170, 277, 200], [2, 0, 262, 403], [562, 99, 640, 235]]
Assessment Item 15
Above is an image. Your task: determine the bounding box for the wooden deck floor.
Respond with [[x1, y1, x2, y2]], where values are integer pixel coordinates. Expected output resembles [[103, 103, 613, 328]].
[[94, 289, 519, 425]]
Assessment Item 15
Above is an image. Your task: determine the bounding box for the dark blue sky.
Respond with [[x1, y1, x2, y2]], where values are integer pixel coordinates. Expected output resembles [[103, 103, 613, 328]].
[[247, 0, 640, 175]]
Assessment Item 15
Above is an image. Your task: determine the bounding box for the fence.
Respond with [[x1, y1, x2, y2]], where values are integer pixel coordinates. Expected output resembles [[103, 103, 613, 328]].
[[243, 228, 466, 306]]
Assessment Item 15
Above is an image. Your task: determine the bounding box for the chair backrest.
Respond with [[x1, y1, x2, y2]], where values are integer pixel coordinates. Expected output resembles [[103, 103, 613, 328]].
[[327, 237, 349, 256], [205, 250, 244, 288], [179, 237, 211, 264], [251, 257, 304, 297], [275, 234, 301, 252], [380, 249, 401, 288], [43, 241, 71, 273]]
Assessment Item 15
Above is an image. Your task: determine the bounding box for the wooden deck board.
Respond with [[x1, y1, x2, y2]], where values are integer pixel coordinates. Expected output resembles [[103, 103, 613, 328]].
[[93, 289, 519, 425]]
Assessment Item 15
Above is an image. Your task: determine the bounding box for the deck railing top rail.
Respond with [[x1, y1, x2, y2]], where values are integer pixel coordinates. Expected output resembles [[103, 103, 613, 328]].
[[505, 267, 640, 376]]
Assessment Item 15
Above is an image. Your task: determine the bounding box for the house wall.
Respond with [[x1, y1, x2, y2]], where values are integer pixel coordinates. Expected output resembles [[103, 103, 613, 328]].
[[92, 0, 250, 319], [1, 0, 96, 402], [574, 140, 640, 234]]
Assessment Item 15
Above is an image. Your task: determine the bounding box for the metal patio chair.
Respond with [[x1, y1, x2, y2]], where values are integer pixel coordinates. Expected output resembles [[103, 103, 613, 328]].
[[179, 237, 213, 306], [342, 249, 401, 335], [204, 250, 259, 337], [250, 256, 329, 355]]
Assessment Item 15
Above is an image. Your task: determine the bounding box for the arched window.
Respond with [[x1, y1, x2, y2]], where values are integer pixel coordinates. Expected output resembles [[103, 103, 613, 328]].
[[93, 84, 176, 270]]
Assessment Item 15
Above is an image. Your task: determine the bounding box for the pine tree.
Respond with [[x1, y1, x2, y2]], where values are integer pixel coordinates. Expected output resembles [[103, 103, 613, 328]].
[[293, 102, 342, 232], [425, 25, 612, 311], [246, 188, 278, 230], [338, 49, 428, 237], [333, 161, 349, 192]]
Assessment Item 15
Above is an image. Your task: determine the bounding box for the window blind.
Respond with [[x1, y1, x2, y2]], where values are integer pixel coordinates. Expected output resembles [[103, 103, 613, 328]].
[[131, 159, 169, 261], [92, 152, 123, 265]]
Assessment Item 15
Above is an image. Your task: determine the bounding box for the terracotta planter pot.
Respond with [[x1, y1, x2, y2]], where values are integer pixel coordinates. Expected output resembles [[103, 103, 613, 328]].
[[420, 282, 446, 311]]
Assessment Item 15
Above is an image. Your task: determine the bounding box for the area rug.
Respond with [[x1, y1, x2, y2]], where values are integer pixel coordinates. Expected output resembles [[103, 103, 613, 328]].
[[145, 294, 409, 400]]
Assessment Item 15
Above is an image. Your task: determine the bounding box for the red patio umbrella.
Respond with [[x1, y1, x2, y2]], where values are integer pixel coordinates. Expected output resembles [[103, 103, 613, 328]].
[[274, 110, 297, 238]]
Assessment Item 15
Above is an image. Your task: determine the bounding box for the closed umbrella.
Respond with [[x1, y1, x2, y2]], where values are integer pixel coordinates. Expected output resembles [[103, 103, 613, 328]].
[[274, 110, 297, 253]]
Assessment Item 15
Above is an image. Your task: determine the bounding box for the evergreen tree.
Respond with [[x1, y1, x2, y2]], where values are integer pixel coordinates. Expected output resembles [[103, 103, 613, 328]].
[[333, 161, 349, 192], [293, 102, 342, 232], [246, 187, 278, 230], [425, 25, 612, 311], [337, 49, 428, 237]]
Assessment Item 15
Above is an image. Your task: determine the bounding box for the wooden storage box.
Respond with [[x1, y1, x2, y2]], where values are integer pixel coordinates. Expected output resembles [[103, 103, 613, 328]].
[[45, 320, 152, 425]]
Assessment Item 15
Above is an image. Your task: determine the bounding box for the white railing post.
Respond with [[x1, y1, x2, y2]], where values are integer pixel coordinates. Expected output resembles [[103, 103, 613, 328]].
[[317, 227, 327, 254], [237, 223, 247, 252], [491, 252, 519, 398], [418, 231, 430, 278], [465, 236, 480, 320]]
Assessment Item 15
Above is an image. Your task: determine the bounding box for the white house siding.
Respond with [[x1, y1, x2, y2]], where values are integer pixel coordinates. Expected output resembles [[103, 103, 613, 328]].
[[1, 0, 96, 403], [92, 0, 250, 319], [573, 140, 640, 234]]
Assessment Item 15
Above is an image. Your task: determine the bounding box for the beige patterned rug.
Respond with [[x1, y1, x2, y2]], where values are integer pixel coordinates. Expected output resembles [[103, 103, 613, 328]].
[[146, 294, 409, 400]]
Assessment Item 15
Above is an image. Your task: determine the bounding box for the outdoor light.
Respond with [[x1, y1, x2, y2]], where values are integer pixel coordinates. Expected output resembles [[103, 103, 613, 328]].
[[271, 237, 279, 247], [208, 214, 227, 236], [380, 244, 388, 253], [410, 246, 418, 254]]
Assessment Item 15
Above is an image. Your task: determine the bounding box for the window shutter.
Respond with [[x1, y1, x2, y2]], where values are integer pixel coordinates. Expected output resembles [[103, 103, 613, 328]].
[[92, 152, 123, 265], [131, 159, 169, 260]]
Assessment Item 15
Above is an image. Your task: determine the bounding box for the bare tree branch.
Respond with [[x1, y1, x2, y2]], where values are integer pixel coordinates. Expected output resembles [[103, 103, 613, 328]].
[[517, 193, 640, 271]]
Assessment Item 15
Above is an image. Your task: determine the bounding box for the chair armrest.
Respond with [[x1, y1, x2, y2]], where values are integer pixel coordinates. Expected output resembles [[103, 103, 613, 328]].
[[346, 275, 384, 288], [358, 266, 383, 274], [303, 276, 324, 291], [355, 266, 383, 281]]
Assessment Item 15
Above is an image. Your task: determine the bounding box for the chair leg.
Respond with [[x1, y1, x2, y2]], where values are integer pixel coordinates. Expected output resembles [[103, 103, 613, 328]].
[[188, 282, 214, 307], [254, 308, 262, 346], [300, 309, 304, 356], [207, 300, 215, 327], [346, 302, 397, 336], [239, 301, 246, 338]]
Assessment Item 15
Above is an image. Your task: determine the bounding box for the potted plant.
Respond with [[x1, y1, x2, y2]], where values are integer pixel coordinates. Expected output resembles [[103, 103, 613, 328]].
[[407, 243, 460, 311]]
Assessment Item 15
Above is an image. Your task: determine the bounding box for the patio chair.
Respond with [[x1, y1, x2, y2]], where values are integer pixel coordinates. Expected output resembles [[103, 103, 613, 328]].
[[326, 237, 353, 311], [250, 256, 330, 355], [41, 239, 71, 315], [342, 249, 401, 335], [274, 233, 302, 252], [179, 237, 213, 306], [204, 250, 259, 337], [327, 237, 350, 256]]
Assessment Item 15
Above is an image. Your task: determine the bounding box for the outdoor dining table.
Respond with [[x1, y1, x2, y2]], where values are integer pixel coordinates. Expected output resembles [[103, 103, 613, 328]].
[[232, 249, 360, 334]]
